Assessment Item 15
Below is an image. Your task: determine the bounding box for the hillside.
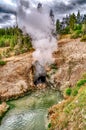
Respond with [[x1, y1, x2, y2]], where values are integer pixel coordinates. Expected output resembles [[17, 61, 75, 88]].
[[47, 36, 86, 91], [0, 52, 34, 101], [0, 35, 86, 128], [48, 85, 86, 130], [0, 36, 86, 99], [47, 36, 86, 130]]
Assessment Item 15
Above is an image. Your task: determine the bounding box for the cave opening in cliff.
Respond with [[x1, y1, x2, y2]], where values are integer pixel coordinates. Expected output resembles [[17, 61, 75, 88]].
[[33, 61, 47, 85], [34, 75, 46, 85]]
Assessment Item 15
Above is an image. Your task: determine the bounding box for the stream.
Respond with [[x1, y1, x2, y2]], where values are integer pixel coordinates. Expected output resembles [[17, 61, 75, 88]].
[[0, 89, 63, 130]]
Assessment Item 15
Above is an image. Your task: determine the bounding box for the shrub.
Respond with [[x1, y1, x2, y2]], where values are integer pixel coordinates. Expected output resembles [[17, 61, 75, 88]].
[[0, 60, 6, 66], [0, 39, 5, 47], [0, 27, 33, 55], [81, 35, 86, 42], [5, 39, 10, 47], [77, 79, 86, 87], [50, 63, 58, 70], [61, 26, 70, 34], [74, 24, 82, 31], [20, 49, 26, 54], [82, 73, 86, 79], [10, 39, 16, 49], [0, 37, 15, 48], [65, 88, 72, 96], [14, 49, 21, 55], [72, 89, 78, 96], [71, 30, 82, 39], [48, 123, 52, 128], [0, 54, 2, 59]]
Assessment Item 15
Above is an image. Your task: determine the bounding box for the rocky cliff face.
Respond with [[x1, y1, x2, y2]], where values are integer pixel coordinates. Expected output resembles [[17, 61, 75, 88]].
[[47, 38, 86, 91], [0, 51, 48, 101], [0, 53, 35, 101]]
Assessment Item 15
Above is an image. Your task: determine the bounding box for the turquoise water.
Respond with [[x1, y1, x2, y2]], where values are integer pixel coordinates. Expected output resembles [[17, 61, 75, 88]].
[[0, 89, 62, 130]]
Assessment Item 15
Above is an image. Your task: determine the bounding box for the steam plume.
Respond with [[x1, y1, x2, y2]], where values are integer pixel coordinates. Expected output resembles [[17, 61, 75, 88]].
[[17, 0, 57, 80]]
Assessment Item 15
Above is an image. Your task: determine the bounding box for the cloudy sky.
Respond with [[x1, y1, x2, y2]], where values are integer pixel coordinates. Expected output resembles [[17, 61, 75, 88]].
[[0, 0, 86, 28]]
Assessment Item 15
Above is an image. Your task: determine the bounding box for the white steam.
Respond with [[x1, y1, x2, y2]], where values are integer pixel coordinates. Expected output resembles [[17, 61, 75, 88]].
[[17, 0, 57, 78]]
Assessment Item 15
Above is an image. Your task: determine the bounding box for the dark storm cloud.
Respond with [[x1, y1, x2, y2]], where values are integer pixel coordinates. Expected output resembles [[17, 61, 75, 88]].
[[0, 13, 14, 21], [0, 13, 16, 28], [0, 0, 86, 15], [51, 2, 74, 13], [0, 14, 11, 23], [0, 18, 4, 23], [52, 0, 86, 13], [3, 15, 11, 20], [71, 0, 86, 5], [0, 4, 16, 14], [0, 1, 16, 28], [50, 0, 86, 19], [0, 0, 86, 28]]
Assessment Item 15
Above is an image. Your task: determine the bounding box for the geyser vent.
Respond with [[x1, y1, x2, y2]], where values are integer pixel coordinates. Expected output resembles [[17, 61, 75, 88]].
[[34, 75, 46, 85]]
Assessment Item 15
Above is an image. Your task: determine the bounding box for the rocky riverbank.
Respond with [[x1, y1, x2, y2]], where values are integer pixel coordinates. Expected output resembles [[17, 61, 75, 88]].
[[0, 102, 9, 122]]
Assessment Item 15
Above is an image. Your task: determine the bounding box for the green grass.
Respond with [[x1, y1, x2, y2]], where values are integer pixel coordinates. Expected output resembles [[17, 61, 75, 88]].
[[6, 102, 15, 109], [0, 35, 17, 48], [65, 86, 86, 112], [71, 30, 82, 39], [72, 89, 78, 96], [77, 79, 86, 88], [65, 76, 86, 97], [48, 85, 86, 130]]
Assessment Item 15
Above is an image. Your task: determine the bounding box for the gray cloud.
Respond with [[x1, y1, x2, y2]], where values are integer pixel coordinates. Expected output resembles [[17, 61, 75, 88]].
[[0, 4, 16, 14], [0, 14, 10, 23], [52, 0, 86, 12], [0, 1, 16, 28], [71, 0, 86, 5], [49, 0, 86, 19], [0, 13, 16, 28], [52, 2, 74, 13], [0, 0, 86, 28], [20, 0, 29, 8]]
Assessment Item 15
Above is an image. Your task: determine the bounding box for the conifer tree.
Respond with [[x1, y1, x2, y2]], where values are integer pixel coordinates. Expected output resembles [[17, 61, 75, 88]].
[[56, 19, 61, 34], [77, 10, 81, 24], [69, 13, 76, 31]]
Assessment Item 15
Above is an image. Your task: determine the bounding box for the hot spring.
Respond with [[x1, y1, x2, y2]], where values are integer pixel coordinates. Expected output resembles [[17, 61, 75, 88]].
[[0, 89, 63, 130]]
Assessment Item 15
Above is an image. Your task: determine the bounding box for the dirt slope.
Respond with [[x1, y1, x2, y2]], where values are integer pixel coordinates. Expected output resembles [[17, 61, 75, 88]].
[[49, 38, 86, 90], [48, 85, 86, 130], [0, 37, 86, 100], [0, 52, 34, 101]]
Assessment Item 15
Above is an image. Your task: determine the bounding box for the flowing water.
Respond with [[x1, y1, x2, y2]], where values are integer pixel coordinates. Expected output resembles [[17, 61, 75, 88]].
[[0, 89, 63, 130]]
